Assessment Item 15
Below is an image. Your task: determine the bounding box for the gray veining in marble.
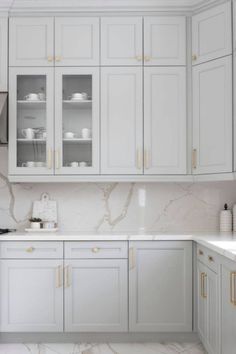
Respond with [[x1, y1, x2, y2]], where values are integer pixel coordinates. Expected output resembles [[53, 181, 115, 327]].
[[0, 342, 206, 354]]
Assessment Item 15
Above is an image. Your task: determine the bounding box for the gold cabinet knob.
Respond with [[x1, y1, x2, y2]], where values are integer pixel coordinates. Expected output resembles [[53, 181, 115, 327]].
[[198, 250, 204, 256], [144, 56, 151, 62], [136, 55, 142, 61], [92, 247, 100, 253], [55, 56, 61, 62], [47, 56, 53, 62], [208, 255, 214, 262], [26, 247, 35, 253], [192, 54, 197, 61]]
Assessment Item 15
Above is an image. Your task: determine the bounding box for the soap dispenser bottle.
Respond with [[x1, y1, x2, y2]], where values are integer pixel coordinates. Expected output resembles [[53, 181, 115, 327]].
[[220, 204, 232, 232]]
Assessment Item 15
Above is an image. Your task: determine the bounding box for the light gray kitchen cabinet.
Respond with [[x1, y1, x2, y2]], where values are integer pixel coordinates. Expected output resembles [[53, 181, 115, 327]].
[[197, 258, 219, 354], [101, 67, 143, 174], [144, 66, 186, 174], [192, 2, 232, 65], [0, 17, 8, 90], [101, 17, 143, 66], [55, 17, 99, 66], [64, 259, 128, 332], [9, 17, 54, 67], [0, 259, 63, 332], [192, 56, 232, 174], [144, 16, 186, 66], [221, 258, 236, 354], [129, 241, 192, 332]]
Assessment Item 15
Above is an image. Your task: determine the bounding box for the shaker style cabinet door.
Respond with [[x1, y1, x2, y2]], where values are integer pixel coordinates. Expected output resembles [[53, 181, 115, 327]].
[[192, 2, 232, 65], [144, 67, 186, 174], [55, 17, 99, 66], [0, 260, 63, 332], [101, 67, 143, 174], [221, 261, 236, 354], [192, 56, 232, 174], [9, 17, 54, 67], [129, 241, 192, 332], [54, 67, 99, 174], [64, 259, 128, 332], [101, 17, 143, 66], [144, 17, 186, 66], [0, 17, 8, 90], [8, 67, 54, 176]]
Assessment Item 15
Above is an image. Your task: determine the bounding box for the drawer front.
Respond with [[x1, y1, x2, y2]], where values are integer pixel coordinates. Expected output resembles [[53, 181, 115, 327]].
[[0, 242, 63, 259], [65, 241, 128, 259], [197, 244, 218, 273]]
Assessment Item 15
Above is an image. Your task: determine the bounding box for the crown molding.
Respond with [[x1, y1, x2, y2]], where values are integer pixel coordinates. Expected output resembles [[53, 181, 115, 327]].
[[0, 0, 224, 14]]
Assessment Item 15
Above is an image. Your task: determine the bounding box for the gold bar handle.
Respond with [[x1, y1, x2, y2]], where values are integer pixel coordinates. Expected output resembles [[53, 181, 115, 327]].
[[192, 149, 197, 170], [200, 272, 207, 298], [129, 248, 136, 270], [144, 56, 151, 62], [230, 272, 236, 306], [47, 148, 52, 169], [135, 55, 142, 61], [56, 265, 63, 288], [64, 265, 71, 288], [47, 56, 53, 62], [136, 148, 142, 170], [144, 149, 150, 169], [55, 56, 61, 62]]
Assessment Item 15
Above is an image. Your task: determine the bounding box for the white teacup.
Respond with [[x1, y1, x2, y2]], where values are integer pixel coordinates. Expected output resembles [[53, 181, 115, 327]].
[[71, 92, 88, 101], [42, 132, 47, 139], [64, 132, 75, 139], [81, 128, 91, 139], [24, 93, 39, 101], [22, 161, 35, 168], [69, 161, 79, 168], [35, 161, 45, 167], [79, 161, 88, 167], [22, 128, 35, 140]]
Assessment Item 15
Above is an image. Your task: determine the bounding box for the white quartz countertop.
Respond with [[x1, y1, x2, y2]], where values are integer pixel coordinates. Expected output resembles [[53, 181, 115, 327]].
[[1, 231, 236, 262]]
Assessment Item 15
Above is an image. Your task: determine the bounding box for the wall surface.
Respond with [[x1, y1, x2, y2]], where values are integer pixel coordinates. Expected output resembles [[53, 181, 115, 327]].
[[0, 147, 236, 232]]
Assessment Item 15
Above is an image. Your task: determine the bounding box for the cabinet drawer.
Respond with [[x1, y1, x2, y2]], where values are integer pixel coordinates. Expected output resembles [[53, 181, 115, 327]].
[[65, 241, 128, 259], [197, 244, 218, 273], [0, 242, 63, 259]]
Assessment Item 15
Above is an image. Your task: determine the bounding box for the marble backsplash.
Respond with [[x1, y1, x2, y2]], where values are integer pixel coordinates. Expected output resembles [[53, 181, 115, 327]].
[[1, 147, 236, 233]]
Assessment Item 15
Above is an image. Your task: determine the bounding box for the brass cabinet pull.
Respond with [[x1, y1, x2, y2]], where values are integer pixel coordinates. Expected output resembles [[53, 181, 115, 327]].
[[230, 272, 236, 306], [55, 56, 61, 62], [198, 249, 204, 256], [129, 247, 135, 270], [47, 56, 53, 62], [92, 247, 100, 253], [144, 55, 151, 62], [56, 265, 63, 288], [135, 55, 142, 61], [192, 54, 197, 61], [47, 148, 52, 169], [200, 272, 207, 298], [136, 148, 142, 170], [208, 255, 214, 262], [26, 246, 34, 253], [192, 149, 197, 169], [64, 265, 71, 288]]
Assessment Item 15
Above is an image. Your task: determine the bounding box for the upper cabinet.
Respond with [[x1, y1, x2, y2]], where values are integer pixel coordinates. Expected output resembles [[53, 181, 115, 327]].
[[9, 17, 54, 67], [144, 17, 186, 66], [192, 56, 232, 174], [55, 18, 99, 66], [0, 17, 8, 91], [101, 17, 143, 66], [192, 2, 232, 65], [144, 67, 186, 174]]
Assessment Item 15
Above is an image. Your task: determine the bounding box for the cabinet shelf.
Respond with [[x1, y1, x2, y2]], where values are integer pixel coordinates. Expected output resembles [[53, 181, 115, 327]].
[[63, 138, 92, 144], [63, 100, 92, 109], [17, 138, 46, 143], [17, 100, 46, 109]]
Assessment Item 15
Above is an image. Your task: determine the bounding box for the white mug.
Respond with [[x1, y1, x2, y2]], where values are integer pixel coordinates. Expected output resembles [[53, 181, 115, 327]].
[[81, 128, 91, 139], [22, 161, 35, 168], [69, 161, 79, 168], [22, 128, 35, 139], [42, 132, 47, 139], [79, 161, 88, 167], [24, 93, 39, 101], [64, 132, 75, 139], [71, 92, 88, 100], [35, 161, 45, 167]]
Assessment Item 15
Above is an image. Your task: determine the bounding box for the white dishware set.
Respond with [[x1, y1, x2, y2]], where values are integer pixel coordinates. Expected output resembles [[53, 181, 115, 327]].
[[24, 92, 46, 101], [67, 161, 88, 168], [21, 128, 47, 140], [63, 128, 92, 140], [22, 161, 46, 168], [68, 92, 89, 101]]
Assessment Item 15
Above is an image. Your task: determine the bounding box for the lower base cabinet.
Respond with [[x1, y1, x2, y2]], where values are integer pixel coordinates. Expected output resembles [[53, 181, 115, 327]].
[[221, 259, 236, 354], [64, 259, 128, 332], [129, 241, 192, 332], [0, 259, 63, 332]]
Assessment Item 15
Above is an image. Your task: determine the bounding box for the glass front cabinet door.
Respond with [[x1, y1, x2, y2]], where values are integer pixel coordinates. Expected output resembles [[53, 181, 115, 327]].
[[55, 67, 99, 174], [9, 68, 54, 175]]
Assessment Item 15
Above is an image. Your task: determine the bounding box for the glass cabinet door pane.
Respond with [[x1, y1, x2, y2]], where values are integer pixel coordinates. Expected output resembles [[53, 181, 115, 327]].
[[17, 75, 47, 168]]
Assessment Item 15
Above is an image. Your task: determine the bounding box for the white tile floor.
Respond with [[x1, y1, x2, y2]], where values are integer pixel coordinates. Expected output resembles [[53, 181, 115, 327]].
[[0, 342, 206, 354]]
